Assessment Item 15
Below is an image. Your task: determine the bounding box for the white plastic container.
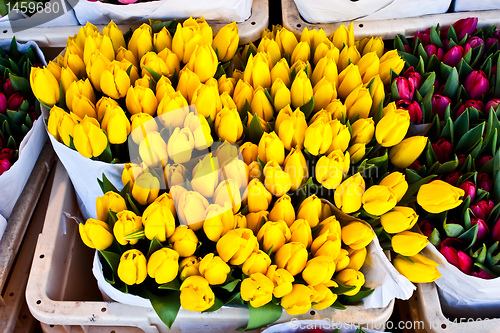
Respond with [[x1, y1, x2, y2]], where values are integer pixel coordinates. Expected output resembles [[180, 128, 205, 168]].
[[453, 1, 500, 12], [26, 162, 395, 333], [282, 0, 500, 40], [0, 0, 269, 47]]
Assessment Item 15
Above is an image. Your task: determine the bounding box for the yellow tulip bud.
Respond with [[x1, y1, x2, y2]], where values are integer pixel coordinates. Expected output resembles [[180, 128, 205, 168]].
[[313, 77, 337, 112], [331, 23, 354, 49], [185, 113, 214, 150], [115, 46, 138, 70], [367, 74, 385, 115], [321, 201, 334, 222], [219, 92, 237, 112], [179, 276, 215, 312], [64, 40, 86, 79], [244, 53, 272, 90], [242, 250, 272, 275], [246, 178, 273, 213], [289, 219, 312, 249], [233, 79, 254, 112], [258, 131, 285, 165], [83, 34, 115, 66], [389, 136, 427, 169], [312, 56, 338, 89], [308, 109, 331, 125], [357, 52, 380, 84], [147, 248, 179, 285], [199, 253, 231, 285], [187, 44, 218, 83], [326, 99, 346, 120], [333, 249, 350, 272], [79, 218, 114, 250], [276, 27, 298, 55], [380, 206, 418, 234], [177, 191, 210, 231], [291, 70, 313, 109], [240, 142, 259, 165], [85, 51, 110, 94], [418, 180, 465, 214], [361, 185, 397, 216], [250, 86, 273, 122], [360, 37, 384, 58], [246, 211, 268, 235], [342, 222, 375, 250], [291, 41, 311, 65], [271, 58, 291, 87], [269, 195, 296, 227], [176, 67, 201, 103], [234, 213, 247, 229], [153, 27, 172, 53], [163, 164, 186, 190], [375, 108, 410, 147], [315, 150, 350, 190], [179, 256, 201, 281], [257, 37, 281, 66], [96, 191, 127, 222], [350, 118, 374, 145], [257, 220, 291, 253], [379, 49, 405, 83], [203, 203, 236, 242], [130, 113, 158, 145], [338, 64, 362, 101], [138, 132, 168, 168], [348, 143, 366, 164], [278, 109, 307, 151], [122, 163, 141, 190], [172, 20, 209, 64], [275, 242, 308, 276], [310, 283, 337, 310], [113, 210, 142, 246], [132, 173, 160, 205], [30, 67, 60, 106], [167, 127, 194, 164], [270, 78, 291, 114], [392, 231, 429, 257], [264, 161, 292, 198], [60, 67, 78, 93], [311, 223, 341, 259], [76, 22, 98, 50], [47, 106, 77, 146], [241, 273, 274, 307], [215, 107, 243, 143], [232, 68, 244, 81], [266, 265, 294, 298], [142, 202, 176, 242], [302, 256, 335, 286], [335, 269, 365, 296], [100, 61, 130, 99], [213, 179, 242, 215], [66, 79, 96, 114], [213, 22, 239, 62], [346, 247, 367, 271], [101, 105, 131, 144], [217, 228, 259, 265], [102, 21, 126, 53], [168, 225, 198, 257], [218, 75, 236, 96], [313, 41, 339, 66], [281, 284, 315, 316], [140, 52, 169, 78], [334, 173, 365, 214], [128, 23, 153, 63], [345, 85, 372, 120], [394, 254, 442, 283], [338, 46, 361, 72], [70, 93, 97, 120], [283, 148, 308, 191], [73, 116, 107, 158], [379, 172, 408, 202], [304, 119, 332, 156], [117, 249, 147, 285], [328, 119, 351, 153]]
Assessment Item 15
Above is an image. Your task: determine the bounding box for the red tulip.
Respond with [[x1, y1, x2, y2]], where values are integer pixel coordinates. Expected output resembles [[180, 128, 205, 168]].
[[477, 173, 493, 192], [464, 70, 490, 100], [432, 94, 452, 120], [485, 37, 499, 51], [471, 200, 494, 220], [459, 181, 476, 202], [492, 218, 500, 243], [404, 67, 423, 92], [453, 18, 479, 40], [432, 138, 453, 163], [485, 99, 500, 115], [396, 99, 422, 124], [457, 154, 467, 169], [415, 28, 431, 45], [443, 45, 464, 67], [393, 77, 414, 101], [471, 218, 490, 241], [0, 148, 14, 162], [444, 172, 462, 186], [7, 93, 24, 111], [440, 246, 473, 274], [424, 44, 444, 61], [409, 160, 422, 170], [456, 100, 484, 119], [476, 155, 492, 170], [440, 237, 465, 250], [403, 44, 412, 54], [0, 159, 11, 176], [0, 93, 6, 114], [3, 79, 14, 98], [418, 219, 434, 237], [472, 268, 495, 279]]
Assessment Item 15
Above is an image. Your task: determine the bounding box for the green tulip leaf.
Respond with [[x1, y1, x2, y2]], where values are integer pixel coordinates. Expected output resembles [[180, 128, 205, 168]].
[[422, 88, 435, 124], [494, 169, 500, 203], [456, 122, 485, 154], [480, 128, 498, 159], [148, 289, 181, 329], [405, 168, 422, 184], [143, 66, 162, 83], [426, 54, 441, 74], [458, 58, 474, 81], [425, 139, 438, 167], [330, 280, 357, 295], [248, 114, 265, 145], [458, 223, 479, 250], [340, 287, 375, 305], [470, 137, 484, 160], [440, 117, 454, 144], [8, 58, 22, 76], [9, 37, 20, 61], [399, 174, 437, 205], [98, 173, 120, 195], [447, 24, 459, 43], [330, 300, 347, 310], [429, 228, 441, 247], [394, 35, 407, 53], [9, 74, 30, 96], [390, 79, 400, 100], [21, 124, 30, 136], [126, 193, 142, 215], [474, 263, 499, 278], [239, 100, 251, 123], [98, 250, 121, 285], [437, 157, 459, 175], [463, 47, 473, 65], [440, 62, 454, 81], [443, 222, 464, 238], [203, 297, 225, 313], [476, 243, 488, 265], [158, 279, 181, 291], [6, 110, 26, 124], [416, 56, 426, 78], [398, 51, 418, 68], [219, 279, 241, 293], [495, 53, 500, 98], [417, 44, 429, 65], [442, 67, 459, 100], [147, 237, 164, 258], [238, 302, 282, 331], [300, 96, 315, 120]]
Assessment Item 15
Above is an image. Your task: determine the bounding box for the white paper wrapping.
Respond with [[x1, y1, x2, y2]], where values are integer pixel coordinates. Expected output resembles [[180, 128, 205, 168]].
[[0, 40, 48, 219], [73, 0, 252, 25], [0, 213, 7, 242], [453, 0, 500, 12], [423, 243, 500, 318], [0, 5, 78, 28], [293, 0, 451, 24]]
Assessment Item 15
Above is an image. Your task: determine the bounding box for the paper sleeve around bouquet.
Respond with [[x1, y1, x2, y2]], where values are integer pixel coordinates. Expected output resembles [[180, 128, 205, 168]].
[[0, 0, 79, 28], [0, 40, 48, 219], [73, 0, 252, 26]]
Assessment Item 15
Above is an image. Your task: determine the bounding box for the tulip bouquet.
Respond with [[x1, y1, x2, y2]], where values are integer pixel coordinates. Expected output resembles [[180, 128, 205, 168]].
[[0, 37, 41, 176]]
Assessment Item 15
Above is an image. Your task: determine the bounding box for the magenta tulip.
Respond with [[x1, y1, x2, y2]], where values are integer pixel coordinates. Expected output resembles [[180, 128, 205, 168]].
[[464, 70, 490, 100], [432, 94, 452, 120], [471, 218, 490, 241], [396, 99, 422, 124], [485, 99, 500, 115], [472, 268, 495, 279], [393, 77, 414, 101], [0, 93, 6, 114], [432, 138, 453, 163], [7, 93, 24, 111], [476, 155, 492, 170], [418, 219, 434, 237], [477, 173, 493, 192], [415, 28, 431, 45], [492, 218, 500, 243], [443, 45, 464, 67], [441, 246, 474, 275], [456, 100, 484, 119], [404, 67, 423, 92], [0, 159, 11, 176], [453, 18, 478, 40], [0, 148, 14, 162], [444, 172, 462, 186], [458, 181, 476, 202], [3, 79, 14, 98], [440, 237, 465, 250], [471, 200, 494, 220], [424, 44, 444, 61]]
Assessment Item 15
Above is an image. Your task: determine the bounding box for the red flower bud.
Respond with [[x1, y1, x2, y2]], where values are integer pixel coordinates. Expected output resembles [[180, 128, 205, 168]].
[[418, 219, 434, 237], [396, 99, 422, 124], [432, 137, 453, 163], [457, 154, 467, 168], [443, 45, 464, 67], [467, 36, 484, 59], [440, 237, 465, 250], [3, 79, 14, 98], [404, 67, 423, 91], [464, 70, 490, 100], [409, 160, 422, 170], [0, 93, 6, 114], [477, 173, 493, 192], [7, 93, 24, 111], [453, 18, 478, 40], [0, 159, 11, 176], [444, 171, 462, 186], [471, 200, 494, 220], [415, 28, 431, 45], [456, 100, 484, 119], [472, 268, 495, 279], [459, 181, 476, 202], [403, 44, 412, 54], [0, 148, 14, 162], [485, 99, 500, 115], [440, 246, 474, 275], [394, 77, 414, 101], [432, 94, 452, 120], [471, 218, 490, 241], [424, 44, 444, 61], [492, 218, 500, 243], [485, 37, 499, 51], [476, 155, 492, 170]]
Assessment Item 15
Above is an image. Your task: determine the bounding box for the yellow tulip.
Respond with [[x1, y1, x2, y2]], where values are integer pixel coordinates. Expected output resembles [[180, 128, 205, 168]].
[[96, 191, 127, 222], [179, 256, 201, 281], [367, 74, 385, 115], [345, 85, 372, 120], [379, 49, 405, 84], [101, 21, 126, 53], [101, 105, 131, 144], [199, 253, 231, 285], [246, 211, 268, 235], [375, 108, 410, 147], [213, 22, 239, 62], [220, 92, 237, 111], [30, 67, 60, 106], [269, 195, 296, 227], [147, 248, 179, 285], [335, 269, 365, 296], [154, 27, 172, 53], [417, 180, 465, 214], [394, 254, 442, 283], [321, 201, 334, 222], [341, 222, 375, 250], [47, 106, 78, 147], [117, 249, 147, 285], [257, 220, 291, 253], [310, 283, 338, 310], [233, 79, 254, 112], [251, 86, 274, 122], [242, 250, 272, 275], [346, 247, 367, 271], [66, 79, 96, 114], [350, 118, 374, 145], [69, 93, 96, 120], [214, 107, 243, 143], [291, 41, 311, 65], [275, 242, 308, 276], [270, 78, 291, 114], [291, 70, 313, 109], [392, 231, 429, 257], [289, 219, 312, 249], [116, 46, 139, 69], [331, 23, 354, 49], [360, 37, 384, 57], [362, 185, 397, 216], [379, 172, 408, 203], [310, 222, 341, 259], [168, 127, 196, 164], [187, 44, 218, 83], [172, 19, 209, 64], [312, 55, 338, 89], [334, 173, 365, 214], [338, 64, 362, 101], [218, 75, 236, 96], [328, 119, 350, 153], [203, 203, 236, 242], [128, 23, 153, 63], [234, 213, 247, 229], [76, 22, 98, 50], [271, 58, 291, 87], [302, 256, 335, 286], [241, 273, 274, 307], [246, 178, 273, 213], [326, 99, 346, 120], [309, 109, 331, 125], [357, 52, 380, 84], [73, 116, 107, 158], [217, 228, 259, 265], [125, 85, 158, 116], [266, 265, 294, 298], [177, 191, 210, 231], [113, 210, 142, 246], [240, 142, 259, 164], [315, 150, 350, 190], [184, 113, 213, 150], [304, 119, 332, 156], [338, 46, 361, 72], [257, 37, 281, 66], [64, 40, 86, 79], [380, 206, 418, 234], [179, 276, 215, 312], [276, 27, 298, 55], [256, 132, 284, 165], [191, 80, 221, 121], [278, 108, 307, 151], [142, 201, 176, 242], [313, 77, 337, 112], [122, 163, 141, 190], [284, 148, 308, 191], [281, 284, 313, 315], [169, 225, 199, 257], [138, 132, 168, 168], [132, 173, 160, 205], [176, 67, 201, 103], [389, 136, 427, 169], [163, 163, 186, 189], [232, 68, 244, 81], [140, 52, 170, 78], [334, 249, 350, 272], [60, 67, 78, 93], [244, 53, 272, 90], [313, 41, 339, 66], [348, 143, 366, 164], [94, 97, 118, 122], [83, 34, 115, 65], [79, 218, 114, 250], [100, 61, 130, 99]]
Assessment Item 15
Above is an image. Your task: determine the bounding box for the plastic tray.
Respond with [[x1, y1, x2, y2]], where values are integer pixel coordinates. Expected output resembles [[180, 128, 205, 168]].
[[0, 144, 56, 333], [26, 161, 394, 333], [0, 0, 269, 47], [282, 0, 500, 40], [407, 283, 500, 333]]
